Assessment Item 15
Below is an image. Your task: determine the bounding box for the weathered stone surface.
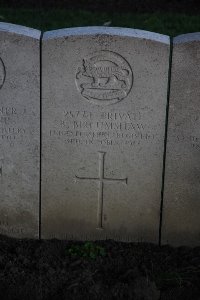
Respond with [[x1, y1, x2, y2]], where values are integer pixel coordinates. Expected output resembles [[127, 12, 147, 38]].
[[162, 33, 200, 246], [0, 23, 40, 238], [42, 27, 170, 242]]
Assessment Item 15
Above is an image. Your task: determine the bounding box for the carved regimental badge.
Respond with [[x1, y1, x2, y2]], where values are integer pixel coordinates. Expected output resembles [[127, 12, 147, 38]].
[[76, 51, 133, 105], [0, 57, 5, 90]]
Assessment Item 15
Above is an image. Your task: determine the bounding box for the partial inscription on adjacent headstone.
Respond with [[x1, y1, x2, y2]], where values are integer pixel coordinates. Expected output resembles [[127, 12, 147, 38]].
[[162, 33, 200, 246], [42, 27, 170, 242], [0, 23, 40, 238]]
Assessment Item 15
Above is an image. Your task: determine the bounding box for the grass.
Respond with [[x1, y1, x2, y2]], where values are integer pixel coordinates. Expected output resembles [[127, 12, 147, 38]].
[[155, 268, 200, 289], [67, 241, 106, 259], [0, 8, 200, 36]]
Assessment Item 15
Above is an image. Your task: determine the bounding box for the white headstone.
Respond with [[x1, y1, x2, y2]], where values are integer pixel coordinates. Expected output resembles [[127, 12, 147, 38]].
[[0, 23, 40, 238], [162, 33, 200, 246], [42, 27, 170, 242]]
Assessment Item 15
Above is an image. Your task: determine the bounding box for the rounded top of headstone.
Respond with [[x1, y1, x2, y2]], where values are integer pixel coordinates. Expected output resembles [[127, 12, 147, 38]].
[[43, 26, 170, 44], [174, 32, 200, 44], [0, 22, 41, 39]]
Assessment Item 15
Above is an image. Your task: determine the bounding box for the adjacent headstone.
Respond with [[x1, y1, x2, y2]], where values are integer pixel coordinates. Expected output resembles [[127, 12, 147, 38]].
[[42, 27, 170, 242], [0, 23, 40, 238], [162, 33, 200, 246]]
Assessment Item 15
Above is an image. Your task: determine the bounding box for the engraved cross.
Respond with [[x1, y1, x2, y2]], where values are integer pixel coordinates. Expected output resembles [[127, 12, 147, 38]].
[[75, 151, 128, 229]]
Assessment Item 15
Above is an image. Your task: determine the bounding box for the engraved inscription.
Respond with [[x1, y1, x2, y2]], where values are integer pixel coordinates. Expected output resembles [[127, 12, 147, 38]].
[[0, 226, 24, 235], [0, 217, 24, 235], [174, 134, 200, 150], [0, 57, 6, 89], [75, 152, 127, 229], [190, 135, 200, 149], [0, 106, 27, 147], [49, 109, 157, 147], [76, 51, 133, 105]]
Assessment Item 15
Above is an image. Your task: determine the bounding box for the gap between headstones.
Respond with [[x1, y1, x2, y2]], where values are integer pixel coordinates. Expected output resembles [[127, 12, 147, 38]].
[[159, 36, 173, 246]]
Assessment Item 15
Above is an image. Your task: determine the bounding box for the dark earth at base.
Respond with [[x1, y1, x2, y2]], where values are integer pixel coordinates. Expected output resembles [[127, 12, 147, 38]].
[[0, 235, 200, 300]]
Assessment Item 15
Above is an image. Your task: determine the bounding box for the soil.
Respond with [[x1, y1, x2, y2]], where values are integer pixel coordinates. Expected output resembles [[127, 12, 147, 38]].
[[0, 235, 200, 300]]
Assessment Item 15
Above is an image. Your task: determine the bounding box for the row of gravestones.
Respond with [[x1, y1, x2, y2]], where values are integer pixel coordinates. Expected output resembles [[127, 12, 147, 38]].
[[0, 22, 199, 246]]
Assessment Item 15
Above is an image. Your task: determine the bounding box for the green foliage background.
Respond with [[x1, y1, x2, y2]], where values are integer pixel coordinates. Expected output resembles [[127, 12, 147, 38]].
[[0, 8, 200, 36]]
